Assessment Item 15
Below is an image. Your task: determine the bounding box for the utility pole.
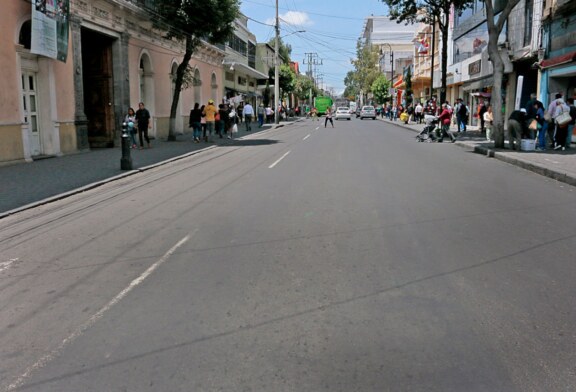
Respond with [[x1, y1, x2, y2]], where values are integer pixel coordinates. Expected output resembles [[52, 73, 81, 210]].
[[303, 52, 322, 107], [274, 0, 280, 124]]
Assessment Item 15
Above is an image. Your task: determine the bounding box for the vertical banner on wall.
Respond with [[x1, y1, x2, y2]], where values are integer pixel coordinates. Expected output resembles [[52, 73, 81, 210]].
[[31, 0, 70, 62]]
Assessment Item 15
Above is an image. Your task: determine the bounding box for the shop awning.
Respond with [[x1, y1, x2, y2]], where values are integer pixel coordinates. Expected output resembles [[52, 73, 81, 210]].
[[222, 60, 268, 79], [540, 51, 576, 69]]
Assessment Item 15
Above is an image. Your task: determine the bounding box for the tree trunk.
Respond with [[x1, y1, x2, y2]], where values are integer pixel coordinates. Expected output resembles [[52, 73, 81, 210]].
[[439, 14, 449, 104], [167, 36, 194, 141], [487, 33, 505, 148], [485, 0, 521, 149]]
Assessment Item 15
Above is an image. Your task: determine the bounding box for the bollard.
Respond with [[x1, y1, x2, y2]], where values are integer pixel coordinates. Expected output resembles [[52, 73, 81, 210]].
[[120, 122, 133, 170]]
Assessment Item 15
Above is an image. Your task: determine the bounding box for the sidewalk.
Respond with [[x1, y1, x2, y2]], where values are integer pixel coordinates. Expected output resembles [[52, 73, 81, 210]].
[[380, 117, 576, 187], [0, 120, 296, 217]]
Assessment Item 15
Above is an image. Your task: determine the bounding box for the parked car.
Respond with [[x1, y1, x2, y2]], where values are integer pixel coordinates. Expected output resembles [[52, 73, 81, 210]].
[[360, 105, 376, 120], [335, 107, 351, 120]]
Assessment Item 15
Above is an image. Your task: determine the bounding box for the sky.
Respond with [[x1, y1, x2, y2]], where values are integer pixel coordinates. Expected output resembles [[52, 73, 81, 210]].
[[240, 0, 390, 96]]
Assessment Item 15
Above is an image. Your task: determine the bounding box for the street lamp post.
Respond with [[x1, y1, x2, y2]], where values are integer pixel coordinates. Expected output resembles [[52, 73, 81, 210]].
[[381, 43, 395, 104], [274, 0, 280, 124], [274, 0, 304, 124]]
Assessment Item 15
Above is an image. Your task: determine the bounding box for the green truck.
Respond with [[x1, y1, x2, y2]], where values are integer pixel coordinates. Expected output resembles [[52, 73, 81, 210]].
[[314, 96, 333, 115]]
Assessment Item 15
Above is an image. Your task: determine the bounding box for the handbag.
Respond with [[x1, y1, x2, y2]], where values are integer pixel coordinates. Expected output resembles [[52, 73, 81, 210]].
[[555, 110, 572, 126], [232, 124, 238, 133]]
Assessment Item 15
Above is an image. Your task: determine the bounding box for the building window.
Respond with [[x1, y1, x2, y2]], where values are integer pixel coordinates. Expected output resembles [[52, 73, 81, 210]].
[[229, 35, 247, 56], [248, 42, 256, 69], [453, 18, 507, 63], [19, 20, 32, 49], [524, 0, 534, 47]]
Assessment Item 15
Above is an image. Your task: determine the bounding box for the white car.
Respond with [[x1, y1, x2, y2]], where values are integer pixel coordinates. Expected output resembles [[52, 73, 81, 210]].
[[360, 105, 376, 120], [335, 107, 351, 120]]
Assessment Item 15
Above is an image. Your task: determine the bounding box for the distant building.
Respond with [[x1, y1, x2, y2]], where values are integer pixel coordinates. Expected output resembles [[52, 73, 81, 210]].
[[362, 16, 417, 84]]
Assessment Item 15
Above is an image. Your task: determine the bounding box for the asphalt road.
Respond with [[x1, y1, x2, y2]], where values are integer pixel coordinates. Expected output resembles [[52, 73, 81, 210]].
[[1, 118, 575, 391]]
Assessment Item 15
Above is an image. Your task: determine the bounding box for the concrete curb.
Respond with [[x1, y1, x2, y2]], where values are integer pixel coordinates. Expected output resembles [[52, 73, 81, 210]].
[[0, 122, 298, 220], [381, 118, 576, 188]]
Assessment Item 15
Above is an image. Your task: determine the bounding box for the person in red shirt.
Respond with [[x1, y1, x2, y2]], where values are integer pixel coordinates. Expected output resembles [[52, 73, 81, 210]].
[[437, 103, 456, 143]]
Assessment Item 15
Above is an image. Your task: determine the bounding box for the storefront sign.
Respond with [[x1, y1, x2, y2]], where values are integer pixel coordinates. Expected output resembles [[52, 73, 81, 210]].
[[31, 0, 70, 62], [469, 60, 481, 75]]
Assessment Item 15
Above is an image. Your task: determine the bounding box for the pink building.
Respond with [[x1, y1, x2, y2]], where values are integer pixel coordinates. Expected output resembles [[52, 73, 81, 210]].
[[1, 0, 225, 165]]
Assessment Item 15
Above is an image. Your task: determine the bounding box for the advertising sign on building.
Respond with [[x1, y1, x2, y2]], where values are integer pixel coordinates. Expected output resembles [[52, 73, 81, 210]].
[[31, 0, 70, 62]]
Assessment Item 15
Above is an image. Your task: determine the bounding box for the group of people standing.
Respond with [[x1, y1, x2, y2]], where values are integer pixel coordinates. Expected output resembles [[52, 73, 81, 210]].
[[523, 93, 575, 151], [188, 100, 257, 143], [124, 102, 152, 149]]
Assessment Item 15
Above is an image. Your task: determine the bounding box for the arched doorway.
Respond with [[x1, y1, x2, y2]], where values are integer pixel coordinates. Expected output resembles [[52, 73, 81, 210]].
[[139, 53, 155, 137], [171, 62, 183, 134], [17, 19, 61, 158]]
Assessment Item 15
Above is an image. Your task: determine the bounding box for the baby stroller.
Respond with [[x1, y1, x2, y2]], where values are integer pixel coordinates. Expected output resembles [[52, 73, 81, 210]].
[[415, 115, 439, 142]]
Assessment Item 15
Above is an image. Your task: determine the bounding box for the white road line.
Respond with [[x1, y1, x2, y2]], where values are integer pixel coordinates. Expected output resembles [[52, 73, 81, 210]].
[[315, 126, 319, 130], [5, 235, 191, 392], [0, 258, 17, 274], [303, 134, 311, 140], [269, 151, 291, 168]]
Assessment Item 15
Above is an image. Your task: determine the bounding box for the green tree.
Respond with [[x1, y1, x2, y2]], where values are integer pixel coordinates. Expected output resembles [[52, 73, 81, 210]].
[[268, 37, 292, 64], [153, 0, 240, 140], [381, 0, 473, 103], [263, 83, 271, 107], [371, 75, 391, 104], [485, 0, 521, 148], [278, 63, 296, 100], [294, 74, 317, 101], [348, 39, 381, 102], [404, 66, 413, 107], [343, 70, 361, 101]]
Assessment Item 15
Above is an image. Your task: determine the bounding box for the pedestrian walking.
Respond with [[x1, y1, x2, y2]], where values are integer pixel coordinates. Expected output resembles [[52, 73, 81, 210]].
[[311, 107, 318, 121], [415, 102, 423, 124], [566, 97, 576, 149], [478, 101, 487, 134], [456, 98, 468, 132], [202, 99, 217, 142], [437, 103, 456, 143], [535, 101, 548, 151], [266, 106, 273, 123], [135, 102, 152, 149], [200, 105, 207, 141], [124, 107, 138, 148], [325, 106, 334, 128], [227, 107, 238, 139], [546, 93, 563, 149], [218, 104, 229, 139], [257, 103, 265, 127], [189, 103, 202, 143], [483, 105, 493, 141], [243, 102, 254, 131], [551, 96, 571, 150]]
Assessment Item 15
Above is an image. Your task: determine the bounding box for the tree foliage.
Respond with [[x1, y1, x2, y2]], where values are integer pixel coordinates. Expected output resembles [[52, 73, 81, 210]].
[[153, 0, 240, 140], [279, 64, 297, 98], [294, 74, 317, 101], [268, 37, 292, 64], [345, 39, 382, 102], [381, 0, 473, 103], [371, 75, 391, 104]]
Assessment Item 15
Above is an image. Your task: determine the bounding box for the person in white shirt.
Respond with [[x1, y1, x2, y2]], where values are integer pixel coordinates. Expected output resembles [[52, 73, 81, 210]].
[[242, 102, 254, 131], [415, 102, 423, 123]]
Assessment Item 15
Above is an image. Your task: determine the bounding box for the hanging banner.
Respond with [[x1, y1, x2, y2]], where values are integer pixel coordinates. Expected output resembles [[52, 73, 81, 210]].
[[31, 0, 70, 62]]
